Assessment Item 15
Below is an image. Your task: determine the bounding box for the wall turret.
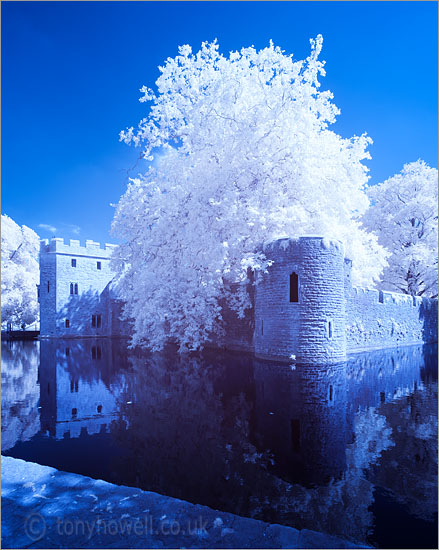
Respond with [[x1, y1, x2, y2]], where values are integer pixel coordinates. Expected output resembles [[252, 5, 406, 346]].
[[254, 236, 346, 364]]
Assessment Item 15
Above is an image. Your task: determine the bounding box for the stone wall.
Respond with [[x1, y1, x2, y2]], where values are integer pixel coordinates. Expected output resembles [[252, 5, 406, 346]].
[[346, 285, 438, 353], [254, 237, 346, 364], [39, 238, 121, 338], [39, 235, 437, 360]]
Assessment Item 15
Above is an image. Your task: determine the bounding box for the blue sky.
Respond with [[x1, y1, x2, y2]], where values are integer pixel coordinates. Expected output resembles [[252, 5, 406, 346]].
[[2, 1, 437, 244]]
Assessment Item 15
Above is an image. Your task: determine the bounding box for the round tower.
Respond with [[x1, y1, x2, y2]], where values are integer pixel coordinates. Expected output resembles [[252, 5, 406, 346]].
[[254, 236, 346, 364]]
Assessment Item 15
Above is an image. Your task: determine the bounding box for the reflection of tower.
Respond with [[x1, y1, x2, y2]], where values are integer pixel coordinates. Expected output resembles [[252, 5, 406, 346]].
[[39, 339, 125, 439], [254, 237, 346, 364], [252, 359, 348, 486]]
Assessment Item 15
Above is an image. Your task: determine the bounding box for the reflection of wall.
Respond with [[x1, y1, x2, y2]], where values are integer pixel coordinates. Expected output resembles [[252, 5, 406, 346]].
[[345, 345, 428, 415], [1, 341, 41, 451], [39, 339, 126, 439]]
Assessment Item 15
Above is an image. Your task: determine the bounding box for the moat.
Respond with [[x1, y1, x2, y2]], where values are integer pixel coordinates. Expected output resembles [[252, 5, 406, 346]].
[[2, 339, 438, 549]]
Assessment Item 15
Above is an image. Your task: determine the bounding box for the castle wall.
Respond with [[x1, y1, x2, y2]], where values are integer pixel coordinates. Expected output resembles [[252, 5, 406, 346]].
[[39, 249, 57, 336], [254, 237, 346, 364], [39, 238, 120, 338], [209, 276, 255, 353], [39, 235, 437, 359], [345, 281, 438, 354]]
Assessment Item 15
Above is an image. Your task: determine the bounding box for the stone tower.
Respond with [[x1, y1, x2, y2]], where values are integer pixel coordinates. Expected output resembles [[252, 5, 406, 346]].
[[39, 238, 117, 337], [254, 236, 346, 364]]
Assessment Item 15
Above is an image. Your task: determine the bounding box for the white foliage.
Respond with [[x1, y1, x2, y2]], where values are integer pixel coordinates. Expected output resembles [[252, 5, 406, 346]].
[[113, 37, 388, 350], [363, 160, 438, 298], [1, 214, 40, 328]]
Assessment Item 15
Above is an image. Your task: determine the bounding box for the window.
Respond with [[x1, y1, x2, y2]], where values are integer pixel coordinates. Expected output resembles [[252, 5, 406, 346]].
[[97, 261, 101, 270], [72, 408, 77, 418], [65, 319, 70, 328], [329, 384, 333, 402], [289, 272, 299, 302], [65, 347, 70, 357], [71, 259, 77, 267], [74, 283, 78, 295], [47, 281, 50, 293], [70, 283, 74, 295], [92, 314, 102, 328], [261, 319, 264, 336], [37, 286, 40, 298], [378, 290, 384, 304], [328, 320, 333, 339], [97, 405, 102, 414], [290, 419, 300, 452]]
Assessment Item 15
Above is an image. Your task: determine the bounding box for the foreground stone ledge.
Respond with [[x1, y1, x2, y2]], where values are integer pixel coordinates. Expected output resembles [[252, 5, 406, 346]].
[[1, 456, 370, 549]]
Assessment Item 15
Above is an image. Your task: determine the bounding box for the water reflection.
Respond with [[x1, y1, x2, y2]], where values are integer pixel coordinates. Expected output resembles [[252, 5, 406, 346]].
[[1, 341, 40, 451], [1, 339, 437, 548]]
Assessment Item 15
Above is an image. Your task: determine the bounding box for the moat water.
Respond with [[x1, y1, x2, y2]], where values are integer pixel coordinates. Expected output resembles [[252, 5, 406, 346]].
[[2, 339, 437, 548]]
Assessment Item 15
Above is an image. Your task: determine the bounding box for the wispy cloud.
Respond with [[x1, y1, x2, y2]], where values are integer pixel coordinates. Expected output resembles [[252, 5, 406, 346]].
[[68, 224, 81, 236], [38, 223, 57, 233]]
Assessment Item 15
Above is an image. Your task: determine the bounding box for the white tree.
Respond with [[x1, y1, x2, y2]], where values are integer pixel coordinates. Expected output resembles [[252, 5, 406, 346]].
[[112, 37, 388, 350], [1, 214, 40, 329], [363, 160, 438, 298]]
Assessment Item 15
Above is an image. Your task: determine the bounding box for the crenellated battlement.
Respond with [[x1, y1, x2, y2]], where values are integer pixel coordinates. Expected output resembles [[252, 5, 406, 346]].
[[350, 285, 437, 308], [40, 237, 117, 258]]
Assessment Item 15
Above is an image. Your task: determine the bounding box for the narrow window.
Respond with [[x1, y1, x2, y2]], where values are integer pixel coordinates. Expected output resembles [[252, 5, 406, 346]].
[[97, 261, 101, 270], [261, 319, 264, 336], [70, 380, 74, 393], [65, 347, 70, 357], [328, 320, 333, 339], [97, 314, 102, 328], [92, 346, 96, 360], [70, 283, 74, 295], [289, 272, 299, 302], [71, 259, 76, 267], [97, 345, 102, 360], [378, 290, 384, 304], [47, 281, 50, 293], [97, 405, 102, 414], [72, 408, 77, 418], [91, 315, 96, 328], [329, 384, 333, 401], [380, 391, 385, 403], [290, 419, 301, 452], [65, 319, 70, 328], [74, 283, 78, 295], [37, 287, 40, 298]]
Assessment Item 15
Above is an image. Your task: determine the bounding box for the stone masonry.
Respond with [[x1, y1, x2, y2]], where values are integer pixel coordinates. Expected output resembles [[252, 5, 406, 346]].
[[39, 236, 438, 364], [39, 238, 124, 338]]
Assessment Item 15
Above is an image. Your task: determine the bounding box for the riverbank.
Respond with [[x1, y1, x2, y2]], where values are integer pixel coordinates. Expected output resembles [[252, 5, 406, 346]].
[[1, 457, 369, 549]]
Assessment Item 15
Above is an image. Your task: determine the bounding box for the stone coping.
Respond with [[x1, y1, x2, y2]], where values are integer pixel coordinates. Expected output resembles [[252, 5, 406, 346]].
[[1, 456, 370, 549]]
